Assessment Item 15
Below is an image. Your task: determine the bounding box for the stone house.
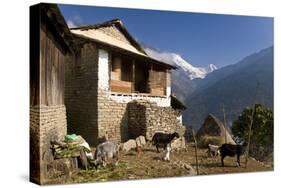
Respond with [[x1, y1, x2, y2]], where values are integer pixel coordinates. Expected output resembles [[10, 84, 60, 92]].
[[30, 3, 185, 184], [30, 4, 74, 184], [66, 19, 186, 146]]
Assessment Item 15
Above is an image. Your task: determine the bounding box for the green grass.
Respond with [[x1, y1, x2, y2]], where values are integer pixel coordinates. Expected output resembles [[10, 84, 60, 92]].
[[71, 162, 129, 183]]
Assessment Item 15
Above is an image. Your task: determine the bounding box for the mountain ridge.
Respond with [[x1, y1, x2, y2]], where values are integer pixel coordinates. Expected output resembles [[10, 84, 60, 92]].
[[145, 48, 217, 80], [144, 45, 273, 130], [183, 46, 273, 129]]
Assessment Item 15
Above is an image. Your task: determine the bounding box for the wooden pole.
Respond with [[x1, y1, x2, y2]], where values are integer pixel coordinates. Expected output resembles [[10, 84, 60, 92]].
[[131, 60, 135, 93], [222, 104, 227, 144], [245, 82, 259, 168], [245, 104, 256, 168], [192, 129, 199, 175]]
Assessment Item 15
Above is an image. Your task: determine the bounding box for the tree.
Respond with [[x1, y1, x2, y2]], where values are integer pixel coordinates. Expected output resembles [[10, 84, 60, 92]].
[[231, 104, 273, 161]]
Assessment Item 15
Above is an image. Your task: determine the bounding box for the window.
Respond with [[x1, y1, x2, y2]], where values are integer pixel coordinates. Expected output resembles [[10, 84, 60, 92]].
[[110, 53, 168, 96], [110, 55, 133, 93]]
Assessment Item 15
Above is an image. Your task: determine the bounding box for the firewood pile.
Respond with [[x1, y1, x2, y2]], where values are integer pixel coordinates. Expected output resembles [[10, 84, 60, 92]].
[[51, 135, 92, 159]]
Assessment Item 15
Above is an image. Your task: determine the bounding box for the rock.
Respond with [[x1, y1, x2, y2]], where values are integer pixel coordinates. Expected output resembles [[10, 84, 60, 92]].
[[184, 164, 196, 176], [122, 139, 137, 152], [171, 136, 186, 150], [135, 135, 146, 146]]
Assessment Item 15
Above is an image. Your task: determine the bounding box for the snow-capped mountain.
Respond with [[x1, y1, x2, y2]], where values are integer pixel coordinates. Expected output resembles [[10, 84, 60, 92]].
[[145, 48, 217, 80]]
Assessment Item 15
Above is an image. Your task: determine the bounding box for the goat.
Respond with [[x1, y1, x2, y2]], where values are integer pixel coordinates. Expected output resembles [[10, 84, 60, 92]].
[[92, 141, 120, 168], [152, 132, 180, 152], [207, 144, 220, 157], [219, 143, 247, 167], [90, 157, 106, 170]]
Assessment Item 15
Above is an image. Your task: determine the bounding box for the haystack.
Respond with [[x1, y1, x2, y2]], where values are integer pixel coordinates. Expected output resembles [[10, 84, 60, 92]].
[[196, 114, 236, 147]]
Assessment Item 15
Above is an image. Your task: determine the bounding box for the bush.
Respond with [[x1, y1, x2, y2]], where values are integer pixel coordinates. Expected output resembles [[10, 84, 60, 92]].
[[232, 104, 273, 161]]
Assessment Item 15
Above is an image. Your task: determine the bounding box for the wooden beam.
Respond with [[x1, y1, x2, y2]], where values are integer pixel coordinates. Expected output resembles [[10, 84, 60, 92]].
[[108, 51, 112, 90], [222, 104, 227, 144], [131, 60, 135, 93], [148, 63, 153, 94], [192, 128, 199, 175]]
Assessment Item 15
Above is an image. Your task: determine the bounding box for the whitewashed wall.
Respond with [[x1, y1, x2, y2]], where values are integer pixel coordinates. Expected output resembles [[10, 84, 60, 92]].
[[98, 49, 109, 91], [109, 93, 171, 107]]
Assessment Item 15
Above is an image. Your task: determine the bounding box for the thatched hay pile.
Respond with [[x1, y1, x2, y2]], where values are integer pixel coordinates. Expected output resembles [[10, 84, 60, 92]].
[[196, 114, 236, 148]]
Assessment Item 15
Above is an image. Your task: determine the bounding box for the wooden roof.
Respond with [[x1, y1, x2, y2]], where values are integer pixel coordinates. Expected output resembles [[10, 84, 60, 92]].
[[71, 19, 176, 69], [71, 19, 146, 55], [40, 3, 74, 53]]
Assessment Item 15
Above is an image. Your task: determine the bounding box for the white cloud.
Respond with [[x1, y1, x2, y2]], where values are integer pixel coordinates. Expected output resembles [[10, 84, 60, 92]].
[[66, 14, 83, 29], [67, 20, 77, 28]]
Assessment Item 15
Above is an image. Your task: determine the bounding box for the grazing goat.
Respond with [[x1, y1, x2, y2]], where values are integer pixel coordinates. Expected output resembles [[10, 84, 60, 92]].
[[207, 144, 220, 157], [90, 157, 106, 169], [219, 143, 247, 167], [152, 132, 180, 152], [93, 141, 120, 168]]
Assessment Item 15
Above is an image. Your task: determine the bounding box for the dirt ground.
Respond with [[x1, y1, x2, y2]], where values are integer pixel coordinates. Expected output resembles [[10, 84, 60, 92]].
[[67, 144, 273, 184]]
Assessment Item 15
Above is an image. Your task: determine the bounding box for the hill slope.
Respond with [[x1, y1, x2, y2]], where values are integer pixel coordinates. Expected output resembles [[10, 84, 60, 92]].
[[183, 46, 273, 129]]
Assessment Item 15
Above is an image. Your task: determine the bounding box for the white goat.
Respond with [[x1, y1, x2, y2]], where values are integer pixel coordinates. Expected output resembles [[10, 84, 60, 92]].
[[162, 145, 171, 161], [207, 144, 220, 157]]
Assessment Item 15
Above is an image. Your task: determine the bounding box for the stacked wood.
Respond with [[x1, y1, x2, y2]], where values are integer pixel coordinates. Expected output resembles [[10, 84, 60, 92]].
[[52, 143, 82, 159], [51, 137, 91, 159]]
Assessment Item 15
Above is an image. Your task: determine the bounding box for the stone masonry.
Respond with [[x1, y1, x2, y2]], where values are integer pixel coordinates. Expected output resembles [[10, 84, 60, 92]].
[[30, 105, 67, 183], [98, 25, 130, 45], [128, 100, 185, 140]]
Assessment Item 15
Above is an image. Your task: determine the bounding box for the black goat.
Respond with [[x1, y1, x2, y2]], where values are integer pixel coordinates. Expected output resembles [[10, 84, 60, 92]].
[[152, 132, 180, 152], [219, 143, 247, 167]]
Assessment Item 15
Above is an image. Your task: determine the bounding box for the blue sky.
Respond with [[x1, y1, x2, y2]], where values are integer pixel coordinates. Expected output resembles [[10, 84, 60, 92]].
[[59, 4, 273, 68]]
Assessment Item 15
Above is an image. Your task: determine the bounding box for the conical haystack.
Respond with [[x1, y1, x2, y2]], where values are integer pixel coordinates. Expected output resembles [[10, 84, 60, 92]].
[[196, 114, 236, 147]]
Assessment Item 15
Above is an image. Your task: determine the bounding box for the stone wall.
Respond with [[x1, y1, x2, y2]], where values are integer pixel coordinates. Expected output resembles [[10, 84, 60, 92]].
[[98, 25, 131, 44], [97, 90, 129, 142], [128, 100, 185, 140], [30, 106, 40, 183], [65, 43, 99, 146], [30, 105, 67, 184]]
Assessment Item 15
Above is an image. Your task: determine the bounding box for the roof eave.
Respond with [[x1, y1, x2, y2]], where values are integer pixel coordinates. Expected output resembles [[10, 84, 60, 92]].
[[70, 19, 147, 55], [41, 3, 74, 54], [71, 32, 176, 69]]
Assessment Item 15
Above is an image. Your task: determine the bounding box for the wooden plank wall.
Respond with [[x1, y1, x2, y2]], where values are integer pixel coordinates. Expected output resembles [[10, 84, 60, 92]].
[[110, 80, 132, 93], [149, 65, 167, 96], [30, 5, 40, 106], [39, 22, 66, 105]]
